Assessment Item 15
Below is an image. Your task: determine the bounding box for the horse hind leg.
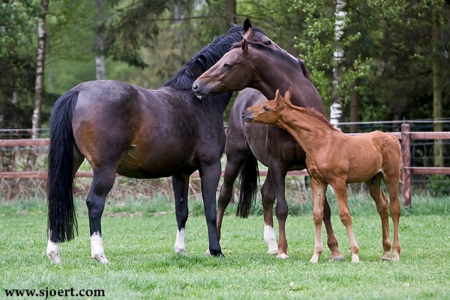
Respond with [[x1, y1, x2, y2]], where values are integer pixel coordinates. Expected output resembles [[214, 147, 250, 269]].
[[383, 171, 402, 261], [46, 148, 85, 264], [86, 165, 117, 263], [366, 172, 391, 261]]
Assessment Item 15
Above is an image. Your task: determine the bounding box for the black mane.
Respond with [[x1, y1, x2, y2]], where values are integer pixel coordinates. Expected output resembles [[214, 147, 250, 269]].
[[163, 26, 265, 90]]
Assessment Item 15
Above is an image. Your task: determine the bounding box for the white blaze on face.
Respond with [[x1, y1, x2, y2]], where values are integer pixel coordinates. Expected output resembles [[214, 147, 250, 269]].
[[174, 228, 186, 254], [46, 239, 61, 264], [91, 232, 109, 263], [264, 224, 278, 255]]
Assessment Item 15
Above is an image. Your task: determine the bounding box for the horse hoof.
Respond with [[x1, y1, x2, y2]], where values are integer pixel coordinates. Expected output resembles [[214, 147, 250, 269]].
[[48, 253, 61, 265], [205, 249, 211, 256], [93, 254, 109, 264], [277, 253, 289, 259], [267, 249, 278, 255], [330, 256, 345, 262]]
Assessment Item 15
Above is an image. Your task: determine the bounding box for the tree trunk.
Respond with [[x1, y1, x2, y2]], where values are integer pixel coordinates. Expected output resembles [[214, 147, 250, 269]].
[[95, 0, 105, 80], [350, 79, 358, 133], [225, 0, 236, 26], [32, 0, 49, 139], [432, 6, 443, 168], [330, 0, 346, 128]]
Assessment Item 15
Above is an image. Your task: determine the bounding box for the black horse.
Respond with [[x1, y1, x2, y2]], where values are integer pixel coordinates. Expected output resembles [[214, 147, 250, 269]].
[[46, 20, 274, 264]]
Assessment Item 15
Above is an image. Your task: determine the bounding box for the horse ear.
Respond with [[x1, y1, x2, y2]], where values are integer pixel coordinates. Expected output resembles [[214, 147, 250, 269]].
[[243, 18, 252, 32], [284, 87, 293, 104], [275, 89, 284, 106], [242, 39, 249, 53], [243, 27, 253, 40]]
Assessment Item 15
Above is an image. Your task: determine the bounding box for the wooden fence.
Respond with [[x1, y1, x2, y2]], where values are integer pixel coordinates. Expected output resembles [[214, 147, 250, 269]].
[[1, 124, 449, 206]]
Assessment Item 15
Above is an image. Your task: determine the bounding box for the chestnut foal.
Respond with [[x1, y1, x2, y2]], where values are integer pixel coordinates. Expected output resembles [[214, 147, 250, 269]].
[[243, 88, 402, 263]]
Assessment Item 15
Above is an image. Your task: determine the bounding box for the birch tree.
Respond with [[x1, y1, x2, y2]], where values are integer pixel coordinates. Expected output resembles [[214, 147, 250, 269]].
[[32, 0, 49, 139]]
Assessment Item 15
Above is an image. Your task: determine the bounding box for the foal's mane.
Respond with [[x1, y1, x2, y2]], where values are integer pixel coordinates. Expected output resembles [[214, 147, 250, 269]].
[[287, 104, 338, 131], [231, 40, 312, 82], [163, 26, 265, 90]]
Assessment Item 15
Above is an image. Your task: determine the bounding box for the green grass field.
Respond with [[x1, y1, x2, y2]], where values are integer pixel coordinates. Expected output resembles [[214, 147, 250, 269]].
[[1, 195, 450, 299]]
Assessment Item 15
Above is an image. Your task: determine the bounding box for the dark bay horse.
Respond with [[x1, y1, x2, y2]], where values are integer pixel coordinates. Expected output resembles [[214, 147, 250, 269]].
[[244, 88, 402, 262], [193, 36, 344, 260], [46, 20, 275, 264]]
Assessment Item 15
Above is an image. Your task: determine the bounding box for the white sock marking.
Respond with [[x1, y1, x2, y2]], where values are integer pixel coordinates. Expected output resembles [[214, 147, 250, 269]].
[[46, 240, 61, 264], [174, 228, 186, 254], [264, 224, 278, 254], [91, 232, 109, 263]]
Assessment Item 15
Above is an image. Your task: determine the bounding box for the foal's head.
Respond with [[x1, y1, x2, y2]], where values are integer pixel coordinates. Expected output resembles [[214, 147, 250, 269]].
[[242, 88, 293, 125]]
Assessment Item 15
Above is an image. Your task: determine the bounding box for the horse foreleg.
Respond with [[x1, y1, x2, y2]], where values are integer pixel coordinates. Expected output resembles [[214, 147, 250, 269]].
[[310, 177, 327, 263], [199, 161, 223, 257], [267, 164, 289, 259], [333, 180, 360, 263], [261, 174, 278, 255], [323, 198, 344, 261], [172, 173, 190, 255], [86, 167, 116, 263]]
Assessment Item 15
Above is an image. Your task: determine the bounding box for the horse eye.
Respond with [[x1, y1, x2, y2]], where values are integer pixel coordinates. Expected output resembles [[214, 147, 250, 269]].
[[223, 63, 232, 69], [263, 40, 272, 45], [263, 105, 269, 112]]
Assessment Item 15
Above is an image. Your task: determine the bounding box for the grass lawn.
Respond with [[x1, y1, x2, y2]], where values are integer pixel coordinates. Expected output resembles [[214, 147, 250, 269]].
[[1, 195, 450, 299]]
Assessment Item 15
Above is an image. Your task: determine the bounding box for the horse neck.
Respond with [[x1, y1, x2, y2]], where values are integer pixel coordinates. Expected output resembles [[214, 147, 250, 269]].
[[252, 53, 305, 99], [276, 109, 341, 159]]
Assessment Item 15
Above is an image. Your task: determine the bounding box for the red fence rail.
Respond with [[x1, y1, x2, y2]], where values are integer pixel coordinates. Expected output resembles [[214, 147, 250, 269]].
[[1, 125, 449, 206]]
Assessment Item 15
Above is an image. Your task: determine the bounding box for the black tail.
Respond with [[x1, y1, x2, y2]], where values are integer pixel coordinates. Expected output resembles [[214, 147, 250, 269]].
[[236, 153, 259, 218], [47, 90, 79, 243]]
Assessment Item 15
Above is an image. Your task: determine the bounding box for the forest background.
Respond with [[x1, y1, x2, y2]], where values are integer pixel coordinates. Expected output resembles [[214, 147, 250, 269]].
[[1, 0, 449, 143]]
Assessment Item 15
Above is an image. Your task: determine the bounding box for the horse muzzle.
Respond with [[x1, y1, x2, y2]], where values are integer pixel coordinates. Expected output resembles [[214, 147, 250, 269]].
[[242, 109, 254, 123], [192, 80, 208, 100]]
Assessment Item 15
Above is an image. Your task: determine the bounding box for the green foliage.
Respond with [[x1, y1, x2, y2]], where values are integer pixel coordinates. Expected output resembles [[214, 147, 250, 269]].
[[426, 175, 450, 197]]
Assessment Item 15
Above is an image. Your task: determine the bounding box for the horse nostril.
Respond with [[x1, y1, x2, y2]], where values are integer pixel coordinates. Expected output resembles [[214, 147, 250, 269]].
[[192, 83, 198, 91]]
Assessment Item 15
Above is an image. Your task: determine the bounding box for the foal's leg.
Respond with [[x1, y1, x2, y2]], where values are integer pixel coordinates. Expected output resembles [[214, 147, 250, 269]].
[[333, 179, 360, 263], [366, 173, 391, 260], [86, 165, 117, 263], [261, 173, 278, 255], [310, 177, 328, 263], [199, 160, 223, 256], [384, 174, 402, 261], [172, 173, 190, 255], [323, 197, 344, 261]]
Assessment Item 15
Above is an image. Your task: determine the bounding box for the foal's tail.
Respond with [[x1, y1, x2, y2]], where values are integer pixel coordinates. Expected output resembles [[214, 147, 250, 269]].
[[47, 90, 79, 243], [236, 153, 259, 218]]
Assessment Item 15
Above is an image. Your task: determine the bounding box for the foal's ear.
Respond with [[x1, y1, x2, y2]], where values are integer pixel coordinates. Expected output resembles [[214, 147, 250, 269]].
[[284, 87, 293, 105], [275, 89, 284, 107], [242, 39, 249, 53], [243, 27, 253, 40]]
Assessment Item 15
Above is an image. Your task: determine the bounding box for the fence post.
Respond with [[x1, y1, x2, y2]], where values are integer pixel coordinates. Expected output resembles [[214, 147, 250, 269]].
[[401, 123, 411, 206]]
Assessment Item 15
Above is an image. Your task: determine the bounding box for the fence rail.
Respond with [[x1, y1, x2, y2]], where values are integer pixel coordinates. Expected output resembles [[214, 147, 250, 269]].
[[1, 124, 449, 206]]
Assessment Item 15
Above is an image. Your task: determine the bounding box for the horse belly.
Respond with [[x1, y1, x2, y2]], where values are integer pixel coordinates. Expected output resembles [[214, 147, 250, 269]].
[[117, 142, 194, 179], [346, 145, 382, 183]]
